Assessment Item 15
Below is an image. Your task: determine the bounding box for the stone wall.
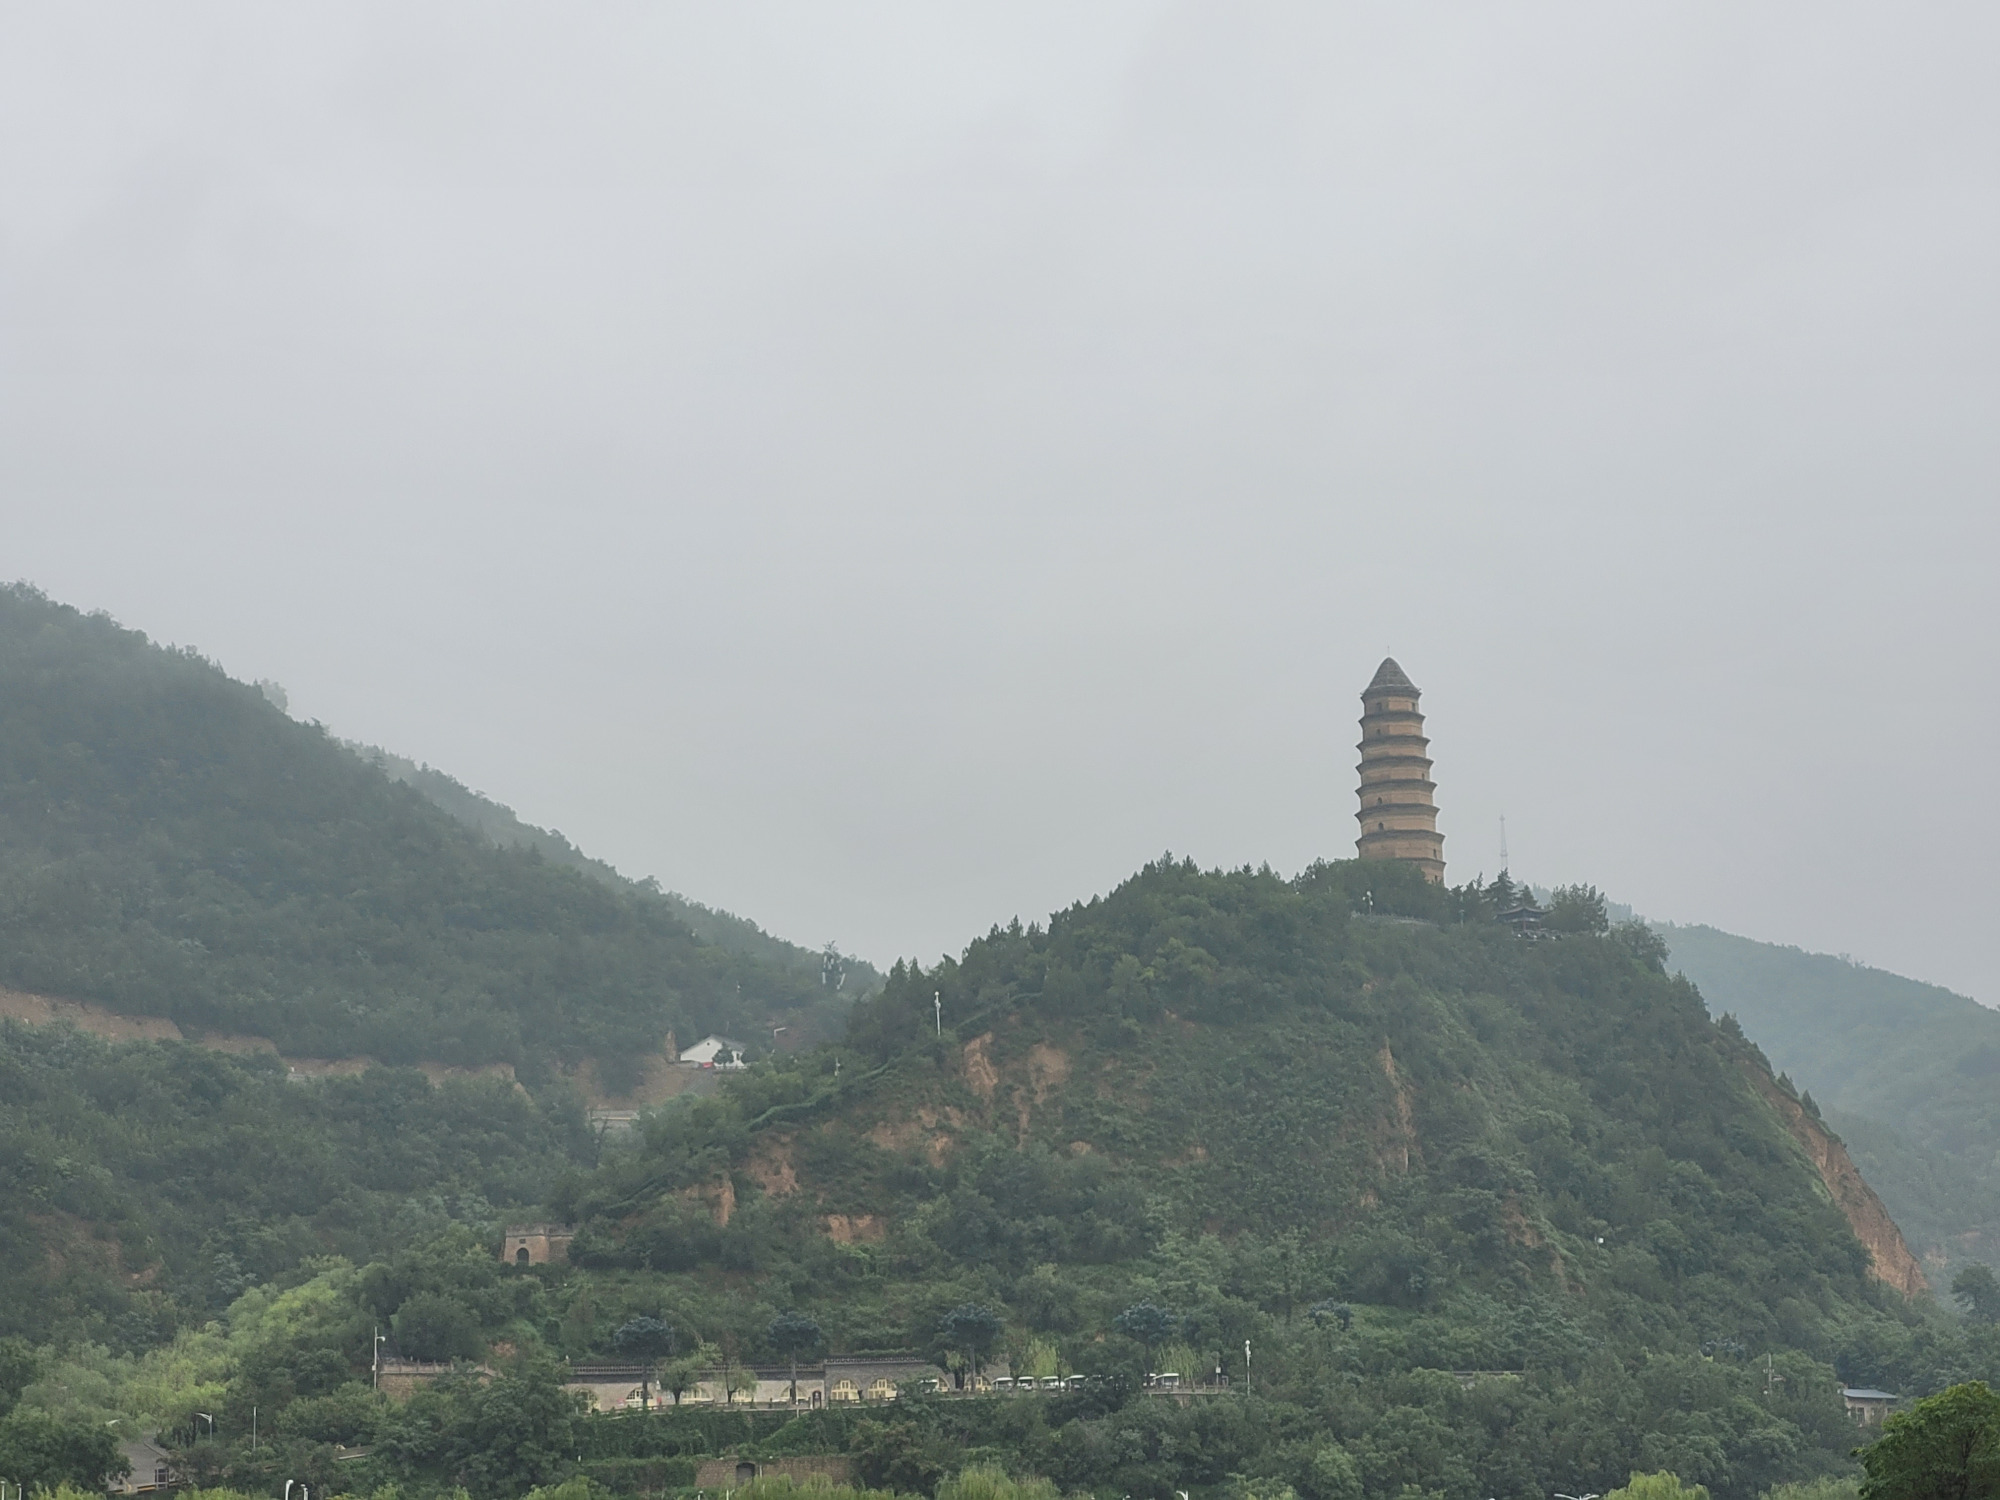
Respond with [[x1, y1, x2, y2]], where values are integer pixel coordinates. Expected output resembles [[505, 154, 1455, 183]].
[[695, 1457, 853, 1488]]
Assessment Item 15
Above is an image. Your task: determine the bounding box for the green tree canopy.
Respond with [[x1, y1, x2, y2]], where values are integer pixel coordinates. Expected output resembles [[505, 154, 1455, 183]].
[[1607, 1474, 1711, 1500], [1546, 883, 1611, 934], [1113, 1302, 1181, 1350], [393, 1291, 485, 1363], [1859, 1381, 2000, 1500], [1955, 1266, 2000, 1325], [938, 1304, 1003, 1376], [0, 1410, 128, 1492], [610, 1316, 677, 1364]]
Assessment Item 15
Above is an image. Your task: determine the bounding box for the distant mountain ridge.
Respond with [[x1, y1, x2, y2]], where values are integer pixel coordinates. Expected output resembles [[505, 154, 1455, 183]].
[[340, 738, 881, 993], [1663, 922, 2000, 1282], [0, 583, 856, 1085]]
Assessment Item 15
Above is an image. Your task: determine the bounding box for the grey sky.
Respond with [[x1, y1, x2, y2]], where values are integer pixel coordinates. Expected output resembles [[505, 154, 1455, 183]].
[[4, 5, 1997, 1000]]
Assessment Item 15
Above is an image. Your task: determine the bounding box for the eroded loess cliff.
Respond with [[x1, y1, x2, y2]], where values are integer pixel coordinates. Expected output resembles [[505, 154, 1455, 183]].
[[1741, 1058, 1928, 1295]]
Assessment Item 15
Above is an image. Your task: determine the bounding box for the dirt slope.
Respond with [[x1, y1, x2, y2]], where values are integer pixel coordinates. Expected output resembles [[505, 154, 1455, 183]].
[[1741, 1058, 1928, 1295]]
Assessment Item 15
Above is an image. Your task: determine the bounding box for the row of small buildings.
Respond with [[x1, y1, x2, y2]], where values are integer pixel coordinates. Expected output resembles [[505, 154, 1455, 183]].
[[569, 1354, 950, 1410]]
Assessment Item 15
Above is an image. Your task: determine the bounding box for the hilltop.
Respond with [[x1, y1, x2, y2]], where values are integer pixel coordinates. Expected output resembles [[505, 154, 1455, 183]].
[[532, 860, 1942, 1500], [1664, 924, 2000, 1281], [0, 584, 855, 1086]]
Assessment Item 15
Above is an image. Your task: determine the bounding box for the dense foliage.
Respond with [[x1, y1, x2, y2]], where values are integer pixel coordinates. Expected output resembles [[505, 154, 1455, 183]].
[[495, 857, 1959, 1500], [9, 577, 1997, 1500], [13, 858, 2000, 1500], [0, 1021, 593, 1345], [1854, 1382, 2000, 1500], [0, 584, 849, 1078]]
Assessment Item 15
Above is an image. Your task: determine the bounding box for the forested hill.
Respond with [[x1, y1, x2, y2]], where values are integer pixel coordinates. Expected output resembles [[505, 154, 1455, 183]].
[[545, 861, 1940, 1498], [0, 584, 849, 1083], [1663, 923, 2000, 1280]]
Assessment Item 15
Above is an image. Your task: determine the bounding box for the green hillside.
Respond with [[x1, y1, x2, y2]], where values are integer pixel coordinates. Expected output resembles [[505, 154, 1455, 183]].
[[11, 859, 2000, 1500], [0, 1019, 595, 1345], [0, 584, 852, 1081], [3, 574, 1990, 1500], [521, 861, 1954, 1499], [1662, 924, 2000, 1277]]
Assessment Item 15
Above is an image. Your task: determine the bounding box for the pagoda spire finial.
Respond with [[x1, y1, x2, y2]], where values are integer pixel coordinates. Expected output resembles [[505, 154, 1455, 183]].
[[1355, 659, 1445, 883]]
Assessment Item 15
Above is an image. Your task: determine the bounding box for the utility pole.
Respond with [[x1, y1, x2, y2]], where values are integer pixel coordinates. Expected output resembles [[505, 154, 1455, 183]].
[[933, 992, 941, 1038]]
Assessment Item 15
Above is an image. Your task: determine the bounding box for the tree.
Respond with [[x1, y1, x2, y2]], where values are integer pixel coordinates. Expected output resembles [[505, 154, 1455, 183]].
[[1604, 1475, 1710, 1500], [659, 1353, 702, 1407], [1614, 920, 1670, 972], [611, 1316, 677, 1410], [1301, 1444, 1362, 1500], [0, 1411, 128, 1493], [1858, 1381, 2000, 1500], [1545, 884, 1610, 935], [767, 1310, 822, 1406], [1113, 1302, 1180, 1353], [852, 1419, 948, 1494], [1307, 1300, 1353, 1333], [0, 1339, 39, 1413], [1955, 1265, 2000, 1325], [394, 1292, 484, 1362], [939, 1304, 1004, 1381]]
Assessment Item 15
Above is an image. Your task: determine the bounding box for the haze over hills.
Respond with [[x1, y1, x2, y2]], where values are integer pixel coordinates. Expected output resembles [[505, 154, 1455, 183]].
[[0, 584, 861, 1086], [7, 579, 2000, 1500], [339, 736, 882, 997], [1663, 923, 2000, 1282]]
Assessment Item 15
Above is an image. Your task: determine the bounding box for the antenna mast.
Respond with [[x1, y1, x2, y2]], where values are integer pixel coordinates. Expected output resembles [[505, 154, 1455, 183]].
[[1499, 815, 1509, 873]]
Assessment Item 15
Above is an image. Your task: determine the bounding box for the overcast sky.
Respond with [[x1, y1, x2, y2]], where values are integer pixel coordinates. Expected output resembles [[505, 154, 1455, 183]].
[[4, 4, 1996, 1001]]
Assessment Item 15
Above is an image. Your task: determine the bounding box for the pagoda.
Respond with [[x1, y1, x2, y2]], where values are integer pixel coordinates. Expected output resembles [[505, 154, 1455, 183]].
[[1355, 657, 1445, 883]]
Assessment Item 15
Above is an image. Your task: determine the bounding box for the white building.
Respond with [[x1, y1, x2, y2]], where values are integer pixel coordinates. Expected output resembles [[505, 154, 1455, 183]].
[[680, 1035, 747, 1069]]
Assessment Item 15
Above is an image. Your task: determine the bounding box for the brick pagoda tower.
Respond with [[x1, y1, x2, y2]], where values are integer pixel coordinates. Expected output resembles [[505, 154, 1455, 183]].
[[1355, 657, 1445, 883]]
